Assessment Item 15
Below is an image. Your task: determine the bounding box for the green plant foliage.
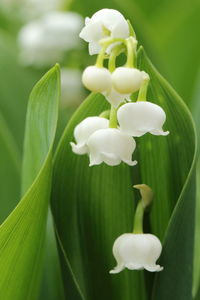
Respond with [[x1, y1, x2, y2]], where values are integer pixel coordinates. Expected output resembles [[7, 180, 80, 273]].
[[0, 64, 60, 299], [51, 48, 197, 299], [137, 48, 197, 300], [0, 111, 21, 223]]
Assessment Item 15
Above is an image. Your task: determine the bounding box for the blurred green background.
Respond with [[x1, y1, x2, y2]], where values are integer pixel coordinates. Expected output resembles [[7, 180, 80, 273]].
[[0, 0, 199, 299]]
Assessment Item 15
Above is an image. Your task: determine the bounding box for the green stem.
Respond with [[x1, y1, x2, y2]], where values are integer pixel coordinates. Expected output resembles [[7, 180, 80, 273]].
[[109, 105, 118, 128], [137, 77, 150, 101], [108, 44, 125, 72], [125, 37, 137, 68], [133, 201, 144, 234], [95, 43, 108, 68], [96, 38, 126, 68]]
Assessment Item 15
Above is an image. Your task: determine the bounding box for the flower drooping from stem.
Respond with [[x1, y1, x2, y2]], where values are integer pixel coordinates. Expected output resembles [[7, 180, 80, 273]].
[[110, 185, 163, 274]]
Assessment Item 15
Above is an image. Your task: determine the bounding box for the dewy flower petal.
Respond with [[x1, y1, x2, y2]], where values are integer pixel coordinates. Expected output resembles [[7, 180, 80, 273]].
[[70, 117, 109, 155], [87, 128, 137, 166], [110, 233, 163, 274], [79, 9, 129, 55], [117, 102, 169, 137], [102, 87, 131, 108]]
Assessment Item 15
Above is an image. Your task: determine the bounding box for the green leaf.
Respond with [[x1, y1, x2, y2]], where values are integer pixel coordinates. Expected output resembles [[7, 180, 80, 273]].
[[0, 111, 21, 223], [137, 48, 197, 300], [39, 211, 65, 300], [51, 48, 196, 299], [51, 93, 146, 300], [193, 159, 200, 300], [191, 69, 200, 299], [0, 64, 60, 299]]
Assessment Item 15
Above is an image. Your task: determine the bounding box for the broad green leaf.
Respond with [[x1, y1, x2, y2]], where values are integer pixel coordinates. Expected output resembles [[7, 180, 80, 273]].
[[191, 69, 200, 299], [0, 64, 60, 299], [51, 92, 146, 300], [39, 211, 65, 300], [193, 159, 200, 300], [51, 48, 196, 299], [0, 111, 21, 223], [137, 48, 197, 300]]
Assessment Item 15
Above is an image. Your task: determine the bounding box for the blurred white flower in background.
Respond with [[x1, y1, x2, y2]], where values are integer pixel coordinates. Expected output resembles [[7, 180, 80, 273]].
[[0, 0, 23, 13], [0, 0, 65, 19], [21, 0, 64, 19], [79, 8, 130, 55], [18, 11, 84, 67], [61, 68, 84, 107]]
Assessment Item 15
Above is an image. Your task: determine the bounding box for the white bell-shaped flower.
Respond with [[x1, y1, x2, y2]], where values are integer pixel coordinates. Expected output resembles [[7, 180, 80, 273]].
[[102, 87, 131, 107], [70, 117, 109, 155], [117, 102, 169, 137], [79, 9, 129, 55], [110, 233, 163, 274], [82, 66, 112, 92], [112, 67, 144, 94], [87, 128, 137, 166]]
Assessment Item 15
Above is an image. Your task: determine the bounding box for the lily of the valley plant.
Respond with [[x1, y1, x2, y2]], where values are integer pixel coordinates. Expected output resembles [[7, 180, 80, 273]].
[[70, 8, 169, 273]]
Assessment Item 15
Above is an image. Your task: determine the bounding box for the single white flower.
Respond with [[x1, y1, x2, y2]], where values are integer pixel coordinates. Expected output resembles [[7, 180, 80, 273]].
[[18, 12, 83, 67], [111, 67, 144, 94], [102, 87, 131, 108], [70, 117, 109, 155], [87, 128, 137, 166], [82, 66, 112, 92], [79, 9, 130, 55], [110, 233, 163, 274], [117, 102, 169, 137], [61, 68, 84, 107]]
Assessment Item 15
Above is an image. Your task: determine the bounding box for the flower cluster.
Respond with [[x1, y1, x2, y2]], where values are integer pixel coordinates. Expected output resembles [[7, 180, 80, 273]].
[[70, 9, 165, 274], [70, 8, 169, 167]]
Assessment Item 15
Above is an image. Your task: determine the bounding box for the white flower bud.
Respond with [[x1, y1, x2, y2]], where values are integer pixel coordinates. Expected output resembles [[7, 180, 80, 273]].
[[110, 233, 163, 274], [79, 9, 129, 55], [112, 67, 144, 94], [102, 87, 131, 108], [70, 117, 109, 155], [87, 128, 137, 166], [117, 102, 169, 137], [82, 66, 112, 92]]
